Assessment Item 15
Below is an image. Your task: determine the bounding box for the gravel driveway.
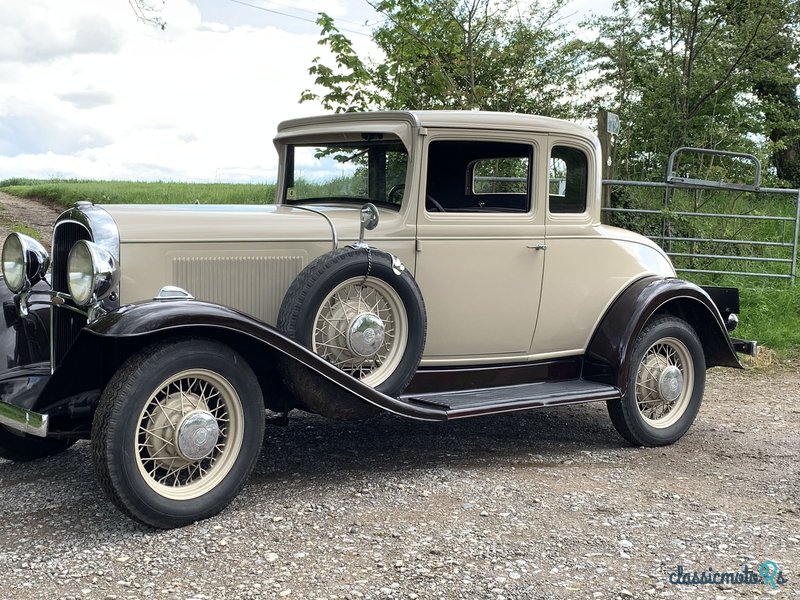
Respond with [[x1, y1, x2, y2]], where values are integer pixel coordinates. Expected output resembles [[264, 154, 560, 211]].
[[0, 194, 797, 599], [1, 362, 797, 600]]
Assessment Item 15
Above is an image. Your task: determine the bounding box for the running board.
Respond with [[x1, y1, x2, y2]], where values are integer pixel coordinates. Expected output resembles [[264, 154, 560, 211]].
[[399, 379, 620, 420]]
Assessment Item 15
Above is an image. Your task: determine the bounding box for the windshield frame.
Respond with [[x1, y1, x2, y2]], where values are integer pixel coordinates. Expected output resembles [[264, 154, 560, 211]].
[[282, 135, 411, 212]]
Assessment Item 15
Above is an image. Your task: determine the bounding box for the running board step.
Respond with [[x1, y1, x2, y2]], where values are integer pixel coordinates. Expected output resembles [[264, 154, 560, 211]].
[[400, 379, 620, 420]]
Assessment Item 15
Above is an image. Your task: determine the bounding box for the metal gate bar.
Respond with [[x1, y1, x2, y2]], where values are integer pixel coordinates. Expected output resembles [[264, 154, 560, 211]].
[[601, 148, 800, 282]]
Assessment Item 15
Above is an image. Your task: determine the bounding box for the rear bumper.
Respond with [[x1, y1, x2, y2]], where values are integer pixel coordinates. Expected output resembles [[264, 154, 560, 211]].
[[731, 338, 758, 357], [0, 400, 48, 437]]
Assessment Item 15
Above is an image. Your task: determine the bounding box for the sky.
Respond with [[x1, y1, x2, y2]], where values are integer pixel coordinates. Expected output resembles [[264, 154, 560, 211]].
[[0, 0, 609, 184]]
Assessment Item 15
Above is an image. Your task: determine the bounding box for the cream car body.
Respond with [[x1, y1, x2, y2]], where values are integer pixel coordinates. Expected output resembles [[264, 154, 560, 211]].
[[108, 112, 674, 364], [0, 111, 748, 529]]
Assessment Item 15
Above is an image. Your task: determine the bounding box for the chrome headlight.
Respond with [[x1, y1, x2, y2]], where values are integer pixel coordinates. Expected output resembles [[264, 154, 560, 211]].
[[1, 233, 50, 293], [67, 241, 119, 307]]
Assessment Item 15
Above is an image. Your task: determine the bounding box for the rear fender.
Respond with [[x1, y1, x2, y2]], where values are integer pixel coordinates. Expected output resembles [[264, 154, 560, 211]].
[[584, 277, 742, 393], [35, 300, 443, 422]]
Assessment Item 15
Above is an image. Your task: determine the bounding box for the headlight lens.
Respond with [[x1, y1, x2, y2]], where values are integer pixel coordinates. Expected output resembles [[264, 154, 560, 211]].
[[1, 233, 49, 294], [67, 241, 119, 306]]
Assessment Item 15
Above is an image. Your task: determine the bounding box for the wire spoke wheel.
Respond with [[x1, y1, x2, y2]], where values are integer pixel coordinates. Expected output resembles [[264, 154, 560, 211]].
[[312, 276, 408, 387], [135, 368, 244, 501], [607, 316, 706, 447], [634, 337, 694, 429]]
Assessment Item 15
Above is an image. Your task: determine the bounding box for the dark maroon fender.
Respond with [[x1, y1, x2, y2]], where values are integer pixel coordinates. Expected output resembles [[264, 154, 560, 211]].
[[34, 300, 444, 422], [583, 276, 742, 393], [0, 278, 52, 412]]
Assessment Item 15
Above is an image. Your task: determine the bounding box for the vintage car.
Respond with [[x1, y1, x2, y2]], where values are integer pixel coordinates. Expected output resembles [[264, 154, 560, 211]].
[[0, 111, 754, 529]]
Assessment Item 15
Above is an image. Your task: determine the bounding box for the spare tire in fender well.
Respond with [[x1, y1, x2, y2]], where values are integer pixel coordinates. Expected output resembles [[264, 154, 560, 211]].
[[277, 246, 427, 419], [583, 276, 742, 393]]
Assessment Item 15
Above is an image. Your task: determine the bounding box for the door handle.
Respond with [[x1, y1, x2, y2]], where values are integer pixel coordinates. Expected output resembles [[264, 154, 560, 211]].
[[526, 244, 547, 250]]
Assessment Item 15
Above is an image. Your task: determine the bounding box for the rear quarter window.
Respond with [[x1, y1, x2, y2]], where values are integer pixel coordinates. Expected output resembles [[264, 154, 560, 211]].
[[549, 146, 588, 213]]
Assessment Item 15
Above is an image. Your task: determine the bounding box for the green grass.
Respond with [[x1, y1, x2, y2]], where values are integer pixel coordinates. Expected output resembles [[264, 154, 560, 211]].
[[10, 224, 41, 240], [738, 284, 800, 356], [0, 179, 276, 206], [694, 275, 800, 357]]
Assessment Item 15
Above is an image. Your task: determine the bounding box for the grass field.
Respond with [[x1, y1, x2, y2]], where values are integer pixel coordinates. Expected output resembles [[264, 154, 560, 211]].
[[0, 178, 276, 205], [2, 178, 797, 356]]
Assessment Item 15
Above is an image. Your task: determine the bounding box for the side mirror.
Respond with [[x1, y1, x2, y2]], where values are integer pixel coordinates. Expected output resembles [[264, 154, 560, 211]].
[[361, 203, 379, 231], [356, 203, 379, 247]]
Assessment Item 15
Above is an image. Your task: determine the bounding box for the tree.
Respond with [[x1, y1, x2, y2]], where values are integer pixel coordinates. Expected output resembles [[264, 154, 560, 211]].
[[302, 0, 583, 117], [582, 0, 800, 183], [128, 0, 166, 30]]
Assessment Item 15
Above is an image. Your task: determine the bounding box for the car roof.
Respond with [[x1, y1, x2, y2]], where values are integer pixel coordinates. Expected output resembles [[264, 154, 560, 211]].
[[277, 110, 595, 140]]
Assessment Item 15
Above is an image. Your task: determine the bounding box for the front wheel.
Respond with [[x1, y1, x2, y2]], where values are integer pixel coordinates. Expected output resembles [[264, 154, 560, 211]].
[[91, 338, 265, 529], [607, 316, 706, 447]]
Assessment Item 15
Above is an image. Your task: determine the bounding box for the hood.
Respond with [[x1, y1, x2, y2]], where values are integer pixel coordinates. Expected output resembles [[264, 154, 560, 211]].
[[99, 203, 407, 245]]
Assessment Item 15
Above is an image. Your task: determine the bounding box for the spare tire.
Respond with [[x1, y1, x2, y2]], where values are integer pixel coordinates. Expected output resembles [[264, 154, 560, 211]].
[[278, 247, 426, 401]]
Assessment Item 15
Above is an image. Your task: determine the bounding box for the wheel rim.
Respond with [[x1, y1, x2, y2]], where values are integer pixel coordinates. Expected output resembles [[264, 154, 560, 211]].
[[135, 369, 244, 500], [635, 337, 694, 429], [312, 276, 408, 387]]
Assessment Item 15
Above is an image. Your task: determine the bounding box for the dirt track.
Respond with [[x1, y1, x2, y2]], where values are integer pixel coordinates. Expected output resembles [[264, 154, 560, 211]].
[[0, 191, 62, 249]]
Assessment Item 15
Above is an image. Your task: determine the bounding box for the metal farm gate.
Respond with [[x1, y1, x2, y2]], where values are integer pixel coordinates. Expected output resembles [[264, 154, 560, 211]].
[[602, 148, 800, 283]]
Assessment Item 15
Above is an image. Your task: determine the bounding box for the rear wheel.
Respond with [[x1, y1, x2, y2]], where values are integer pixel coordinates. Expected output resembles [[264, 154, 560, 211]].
[[608, 316, 706, 447], [92, 338, 265, 528]]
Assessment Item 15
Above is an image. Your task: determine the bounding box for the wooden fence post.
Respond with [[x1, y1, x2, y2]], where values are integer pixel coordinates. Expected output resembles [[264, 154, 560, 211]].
[[597, 109, 617, 225]]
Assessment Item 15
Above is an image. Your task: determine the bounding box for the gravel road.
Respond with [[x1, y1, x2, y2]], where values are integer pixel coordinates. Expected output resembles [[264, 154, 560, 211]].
[[1, 362, 798, 600], [0, 194, 797, 599]]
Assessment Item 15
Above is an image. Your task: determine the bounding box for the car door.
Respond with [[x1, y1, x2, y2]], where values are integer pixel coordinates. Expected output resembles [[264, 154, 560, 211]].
[[413, 132, 547, 363]]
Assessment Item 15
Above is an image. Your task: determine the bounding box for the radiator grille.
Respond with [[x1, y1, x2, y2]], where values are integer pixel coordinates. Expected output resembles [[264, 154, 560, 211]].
[[173, 255, 303, 324], [51, 222, 91, 367]]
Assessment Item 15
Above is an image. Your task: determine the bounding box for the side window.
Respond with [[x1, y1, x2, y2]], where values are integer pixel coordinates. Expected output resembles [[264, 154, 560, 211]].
[[549, 146, 588, 213], [472, 157, 529, 194], [426, 140, 533, 213]]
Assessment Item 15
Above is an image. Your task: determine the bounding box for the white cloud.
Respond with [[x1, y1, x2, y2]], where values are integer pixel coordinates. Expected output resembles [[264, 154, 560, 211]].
[[0, 0, 378, 183], [0, 0, 613, 183]]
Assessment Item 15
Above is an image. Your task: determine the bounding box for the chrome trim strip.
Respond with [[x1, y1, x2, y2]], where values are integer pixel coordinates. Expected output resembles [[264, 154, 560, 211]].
[[0, 401, 49, 437], [289, 206, 338, 251], [155, 285, 195, 301]]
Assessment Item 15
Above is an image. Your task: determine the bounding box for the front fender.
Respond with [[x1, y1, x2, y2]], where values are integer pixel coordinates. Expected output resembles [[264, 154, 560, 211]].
[[584, 277, 742, 393], [36, 300, 443, 421], [0, 277, 51, 411]]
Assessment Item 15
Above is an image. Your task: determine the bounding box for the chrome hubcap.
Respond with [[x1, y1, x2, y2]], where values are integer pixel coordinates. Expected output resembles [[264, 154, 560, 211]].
[[347, 312, 386, 357], [176, 410, 220, 461], [657, 365, 683, 402], [635, 337, 694, 429]]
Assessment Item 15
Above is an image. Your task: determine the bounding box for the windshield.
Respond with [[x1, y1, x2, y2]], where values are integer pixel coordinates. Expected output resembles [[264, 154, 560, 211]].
[[284, 137, 409, 209]]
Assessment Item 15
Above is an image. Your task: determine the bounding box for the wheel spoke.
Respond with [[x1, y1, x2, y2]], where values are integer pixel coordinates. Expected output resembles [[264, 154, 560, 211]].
[[634, 335, 695, 429], [134, 370, 243, 498]]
